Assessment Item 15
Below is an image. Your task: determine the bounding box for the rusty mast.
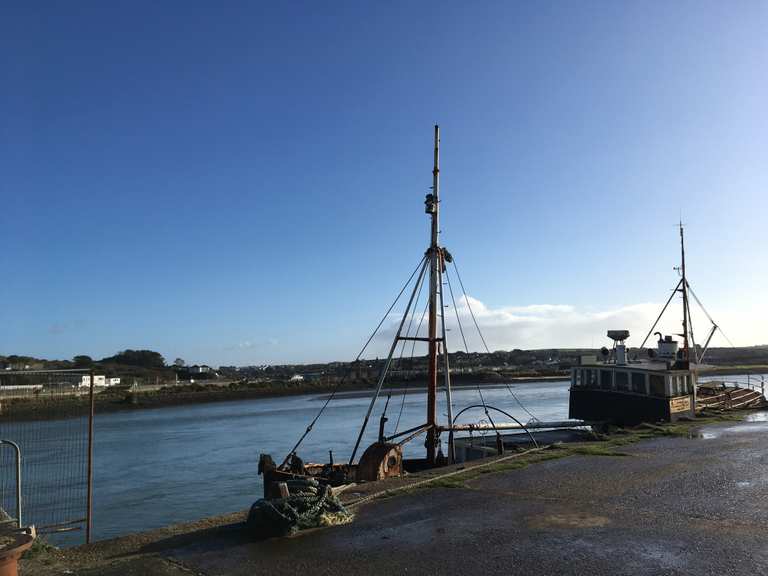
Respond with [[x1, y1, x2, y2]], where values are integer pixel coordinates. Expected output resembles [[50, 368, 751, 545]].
[[347, 125, 451, 467], [426, 124, 440, 464]]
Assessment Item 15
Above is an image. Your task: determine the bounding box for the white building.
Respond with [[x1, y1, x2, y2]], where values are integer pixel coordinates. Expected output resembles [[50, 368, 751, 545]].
[[188, 365, 214, 374], [79, 375, 107, 388]]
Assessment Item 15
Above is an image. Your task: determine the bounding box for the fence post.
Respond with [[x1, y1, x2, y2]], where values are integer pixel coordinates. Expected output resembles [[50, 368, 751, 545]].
[[86, 370, 95, 544]]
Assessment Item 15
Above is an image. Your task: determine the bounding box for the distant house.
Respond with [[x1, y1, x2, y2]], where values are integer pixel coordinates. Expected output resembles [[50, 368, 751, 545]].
[[4, 362, 44, 371], [188, 365, 214, 374], [289, 374, 304, 382], [108, 377, 121, 386], [79, 375, 107, 388]]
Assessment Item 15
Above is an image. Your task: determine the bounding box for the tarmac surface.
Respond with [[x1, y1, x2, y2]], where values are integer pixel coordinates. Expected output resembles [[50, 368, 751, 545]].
[[23, 413, 768, 575]]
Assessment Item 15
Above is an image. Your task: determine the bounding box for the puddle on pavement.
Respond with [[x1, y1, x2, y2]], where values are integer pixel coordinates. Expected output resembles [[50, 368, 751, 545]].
[[745, 412, 768, 423], [693, 411, 768, 439], [527, 513, 610, 529]]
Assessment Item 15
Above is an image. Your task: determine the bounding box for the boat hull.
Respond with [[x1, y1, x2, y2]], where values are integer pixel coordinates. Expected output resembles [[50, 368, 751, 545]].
[[569, 388, 695, 425]]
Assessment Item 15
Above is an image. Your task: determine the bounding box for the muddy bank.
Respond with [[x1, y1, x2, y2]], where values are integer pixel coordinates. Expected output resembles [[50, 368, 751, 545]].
[[0, 381, 362, 422], [0, 375, 568, 422]]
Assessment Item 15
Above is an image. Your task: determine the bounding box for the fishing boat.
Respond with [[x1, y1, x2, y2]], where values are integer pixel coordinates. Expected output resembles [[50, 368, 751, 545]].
[[569, 329, 697, 425], [258, 126, 578, 502], [569, 225, 764, 425]]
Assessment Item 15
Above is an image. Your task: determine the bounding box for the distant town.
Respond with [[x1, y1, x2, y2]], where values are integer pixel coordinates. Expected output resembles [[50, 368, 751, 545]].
[[3, 344, 767, 391]]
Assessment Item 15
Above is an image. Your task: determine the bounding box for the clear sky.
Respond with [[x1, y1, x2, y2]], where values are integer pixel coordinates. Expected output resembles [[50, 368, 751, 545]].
[[2, 1, 766, 366]]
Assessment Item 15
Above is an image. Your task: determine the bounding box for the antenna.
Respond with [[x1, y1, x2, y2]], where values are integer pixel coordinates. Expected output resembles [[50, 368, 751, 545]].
[[641, 222, 726, 365], [679, 222, 690, 362]]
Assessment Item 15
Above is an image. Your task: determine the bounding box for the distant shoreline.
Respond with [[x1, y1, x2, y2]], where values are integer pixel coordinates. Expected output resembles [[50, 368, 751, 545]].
[[1, 367, 764, 422], [0, 375, 569, 422]]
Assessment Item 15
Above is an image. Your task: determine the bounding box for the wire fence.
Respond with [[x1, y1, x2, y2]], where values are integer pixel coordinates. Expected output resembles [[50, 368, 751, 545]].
[[0, 370, 93, 544]]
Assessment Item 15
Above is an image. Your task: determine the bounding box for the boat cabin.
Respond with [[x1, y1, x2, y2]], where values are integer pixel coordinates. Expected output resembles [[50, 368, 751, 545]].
[[569, 330, 697, 425]]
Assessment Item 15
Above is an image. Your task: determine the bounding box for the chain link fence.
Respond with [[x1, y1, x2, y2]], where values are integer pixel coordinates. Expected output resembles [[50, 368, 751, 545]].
[[0, 369, 94, 545]]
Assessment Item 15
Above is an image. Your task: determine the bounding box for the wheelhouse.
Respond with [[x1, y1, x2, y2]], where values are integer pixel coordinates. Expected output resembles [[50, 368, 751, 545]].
[[569, 331, 697, 425]]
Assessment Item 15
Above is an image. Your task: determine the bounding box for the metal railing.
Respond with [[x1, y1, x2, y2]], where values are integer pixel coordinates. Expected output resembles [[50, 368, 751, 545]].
[[0, 368, 96, 544], [718, 376, 766, 397], [0, 439, 22, 528]]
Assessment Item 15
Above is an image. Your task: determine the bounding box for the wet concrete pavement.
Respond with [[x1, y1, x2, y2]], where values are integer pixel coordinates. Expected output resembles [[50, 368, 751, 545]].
[[26, 414, 768, 575]]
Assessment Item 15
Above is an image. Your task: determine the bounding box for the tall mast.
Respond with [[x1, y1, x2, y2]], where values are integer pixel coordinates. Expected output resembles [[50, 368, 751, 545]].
[[680, 222, 690, 362], [426, 125, 440, 464]]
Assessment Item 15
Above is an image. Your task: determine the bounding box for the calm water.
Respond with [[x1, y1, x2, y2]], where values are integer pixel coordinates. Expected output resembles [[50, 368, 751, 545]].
[[8, 373, 765, 544], [45, 381, 571, 543]]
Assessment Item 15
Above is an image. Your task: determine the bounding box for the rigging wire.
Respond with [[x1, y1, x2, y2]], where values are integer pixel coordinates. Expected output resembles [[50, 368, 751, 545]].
[[451, 260, 491, 354], [281, 254, 427, 466], [686, 282, 715, 325], [393, 256, 429, 377], [451, 259, 539, 423], [348, 256, 431, 464], [443, 265, 497, 431], [686, 282, 735, 347], [388, 263, 428, 434], [393, 295, 430, 434]]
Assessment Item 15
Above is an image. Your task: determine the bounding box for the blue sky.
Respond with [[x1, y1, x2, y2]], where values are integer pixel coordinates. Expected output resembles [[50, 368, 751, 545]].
[[2, 1, 766, 366]]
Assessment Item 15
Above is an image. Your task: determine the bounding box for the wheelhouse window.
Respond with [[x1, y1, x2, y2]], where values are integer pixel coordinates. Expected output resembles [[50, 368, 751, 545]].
[[649, 374, 665, 397], [631, 372, 646, 394], [586, 369, 597, 388], [615, 371, 629, 391], [600, 370, 613, 390]]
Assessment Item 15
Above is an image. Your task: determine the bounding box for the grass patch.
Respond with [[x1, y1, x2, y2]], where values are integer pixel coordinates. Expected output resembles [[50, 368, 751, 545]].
[[567, 445, 631, 457], [378, 412, 759, 497], [22, 537, 57, 560], [429, 476, 468, 489]]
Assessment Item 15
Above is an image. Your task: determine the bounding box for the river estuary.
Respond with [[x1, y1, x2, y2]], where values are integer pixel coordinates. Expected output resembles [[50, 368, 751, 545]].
[[2, 374, 763, 544]]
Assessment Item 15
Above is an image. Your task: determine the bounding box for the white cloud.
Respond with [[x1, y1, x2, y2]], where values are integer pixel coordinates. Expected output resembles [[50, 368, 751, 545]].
[[226, 337, 280, 351], [378, 296, 667, 352], [447, 296, 663, 350]]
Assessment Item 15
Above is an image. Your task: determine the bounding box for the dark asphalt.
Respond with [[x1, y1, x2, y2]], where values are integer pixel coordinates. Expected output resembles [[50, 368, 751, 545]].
[[26, 413, 768, 576]]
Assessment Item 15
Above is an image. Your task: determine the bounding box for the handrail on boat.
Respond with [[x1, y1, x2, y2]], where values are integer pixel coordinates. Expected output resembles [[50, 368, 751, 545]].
[[448, 404, 539, 448]]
